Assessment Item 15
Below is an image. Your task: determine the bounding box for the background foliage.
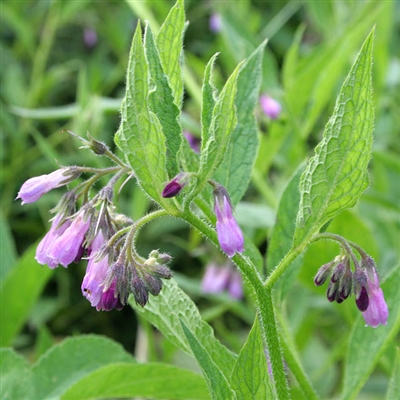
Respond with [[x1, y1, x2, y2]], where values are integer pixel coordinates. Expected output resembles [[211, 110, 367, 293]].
[[1, 0, 400, 399]]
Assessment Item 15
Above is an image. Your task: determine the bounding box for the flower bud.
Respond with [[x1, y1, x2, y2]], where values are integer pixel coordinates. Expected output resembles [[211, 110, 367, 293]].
[[314, 259, 337, 286], [260, 95, 282, 120], [354, 269, 369, 312], [162, 173, 189, 198]]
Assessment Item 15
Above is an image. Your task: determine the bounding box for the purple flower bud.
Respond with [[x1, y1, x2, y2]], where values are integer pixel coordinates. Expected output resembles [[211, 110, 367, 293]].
[[213, 186, 244, 257], [16, 168, 74, 204], [209, 13, 222, 33], [184, 131, 200, 153], [48, 210, 91, 267], [131, 268, 149, 307], [326, 280, 338, 303], [354, 269, 369, 312], [162, 173, 189, 198], [331, 261, 346, 283], [260, 95, 282, 120], [362, 269, 388, 328], [96, 281, 124, 311], [35, 214, 72, 268], [201, 263, 231, 294], [314, 259, 336, 286]]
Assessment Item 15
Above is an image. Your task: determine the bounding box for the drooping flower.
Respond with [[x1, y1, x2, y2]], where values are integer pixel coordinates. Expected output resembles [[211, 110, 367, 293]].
[[162, 173, 190, 198], [213, 185, 244, 257], [47, 209, 91, 267], [16, 168, 77, 204], [260, 95, 282, 120], [362, 268, 388, 328], [209, 13, 222, 33], [201, 263, 243, 300], [184, 131, 201, 153], [35, 214, 72, 269]]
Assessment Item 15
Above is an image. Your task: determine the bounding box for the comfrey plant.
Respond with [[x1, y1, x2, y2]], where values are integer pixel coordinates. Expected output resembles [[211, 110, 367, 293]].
[[15, 1, 391, 398]]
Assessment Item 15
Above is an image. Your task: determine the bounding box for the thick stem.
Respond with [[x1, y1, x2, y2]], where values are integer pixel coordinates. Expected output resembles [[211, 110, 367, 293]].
[[182, 211, 290, 399]]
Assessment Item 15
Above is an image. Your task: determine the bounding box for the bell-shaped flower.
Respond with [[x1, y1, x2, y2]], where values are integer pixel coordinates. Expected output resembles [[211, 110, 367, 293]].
[[362, 269, 388, 328], [35, 214, 72, 269], [213, 186, 244, 257], [260, 95, 282, 120], [16, 168, 76, 204], [47, 210, 91, 267]]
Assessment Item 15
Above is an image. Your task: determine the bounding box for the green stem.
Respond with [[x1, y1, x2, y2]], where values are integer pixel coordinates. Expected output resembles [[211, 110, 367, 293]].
[[182, 211, 290, 399]]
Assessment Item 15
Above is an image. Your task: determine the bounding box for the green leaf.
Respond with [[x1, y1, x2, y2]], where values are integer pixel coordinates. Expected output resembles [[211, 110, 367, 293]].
[[180, 320, 236, 400], [156, 0, 185, 107], [129, 279, 236, 379], [62, 362, 209, 400], [145, 23, 182, 178], [0, 348, 33, 400], [230, 318, 274, 399], [200, 53, 218, 147], [293, 28, 375, 246], [386, 348, 400, 400], [342, 263, 400, 400], [213, 41, 266, 205], [32, 335, 135, 400], [0, 243, 53, 346], [0, 211, 17, 281], [196, 61, 242, 194], [115, 22, 171, 210]]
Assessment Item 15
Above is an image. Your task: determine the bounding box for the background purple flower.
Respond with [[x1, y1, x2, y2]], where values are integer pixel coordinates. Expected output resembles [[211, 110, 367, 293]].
[[260, 94, 282, 120]]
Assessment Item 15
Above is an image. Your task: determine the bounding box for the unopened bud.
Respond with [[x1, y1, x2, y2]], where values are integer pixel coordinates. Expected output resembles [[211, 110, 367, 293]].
[[89, 138, 109, 155], [314, 259, 336, 286], [354, 269, 369, 312], [162, 173, 190, 198]]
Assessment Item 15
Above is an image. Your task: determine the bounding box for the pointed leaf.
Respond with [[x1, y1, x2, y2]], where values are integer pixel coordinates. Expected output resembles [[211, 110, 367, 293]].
[[129, 279, 236, 379], [145, 23, 182, 178], [294, 29, 375, 245], [156, 0, 185, 107], [115, 23, 171, 209], [230, 318, 274, 399], [62, 363, 209, 400], [180, 320, 236, 400], [214, 41, 266, 205]]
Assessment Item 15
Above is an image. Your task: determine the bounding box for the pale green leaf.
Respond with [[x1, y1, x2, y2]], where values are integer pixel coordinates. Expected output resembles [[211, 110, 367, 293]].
[[180, 320, 236, 400], [0, 242, 53, 346], [145, 23, 182, 177], [214, 41, 266, 205], [294, 29, 375, 246], [386, 348, 400, 400], [156, 0, 185, 107], [0, 211, 17, 281], [62, 362, 209, 400], [129, 279, 236, 379], [32, 335, 135, 400], [230, 318, 274, 399], [342, 263, 400, 400], [0, 348, 33, 400]]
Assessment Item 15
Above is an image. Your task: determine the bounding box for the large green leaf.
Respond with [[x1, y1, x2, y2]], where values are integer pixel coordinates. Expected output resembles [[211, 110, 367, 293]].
[[386, 348, 400, 400], [180, 320, 236, 400], [62, 362, 209, 400], [156, 0, 185, 107], [32, 335, 135, 400], [145, 23, 182, 178], [0, 348, 33, 400], [293, 29, 375, 246], [342, 264, 400, 400], [230, 318, 274, 399], [130, 279, 236, 379], [214, 41, 266, 205], [0, 243, 53, 346], [115, 22, 171, 210]]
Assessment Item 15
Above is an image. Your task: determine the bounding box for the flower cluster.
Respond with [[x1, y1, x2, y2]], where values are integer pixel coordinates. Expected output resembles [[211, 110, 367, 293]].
[[314, 246, 388, 328], [17, 136, 173, 311]]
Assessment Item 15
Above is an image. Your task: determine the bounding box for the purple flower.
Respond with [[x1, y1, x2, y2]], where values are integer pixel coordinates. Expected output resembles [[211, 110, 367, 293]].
[[162, 172, 189, 198], [201, 263, 243, 300], [209, 13, 222, 33], [260, 95, 282, 120], [47, 210, 91, 267], [83, 28, 98, 49], [35, 214, 72, 269], [184, 131, 200, 153], [362, 270, 388, 328], [16, 168, 72, 204], [213, 186, 244, 257]]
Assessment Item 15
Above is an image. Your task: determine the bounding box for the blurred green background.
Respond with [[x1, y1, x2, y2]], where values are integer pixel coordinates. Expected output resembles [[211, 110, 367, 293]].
[[1, 1, 399, 398]]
